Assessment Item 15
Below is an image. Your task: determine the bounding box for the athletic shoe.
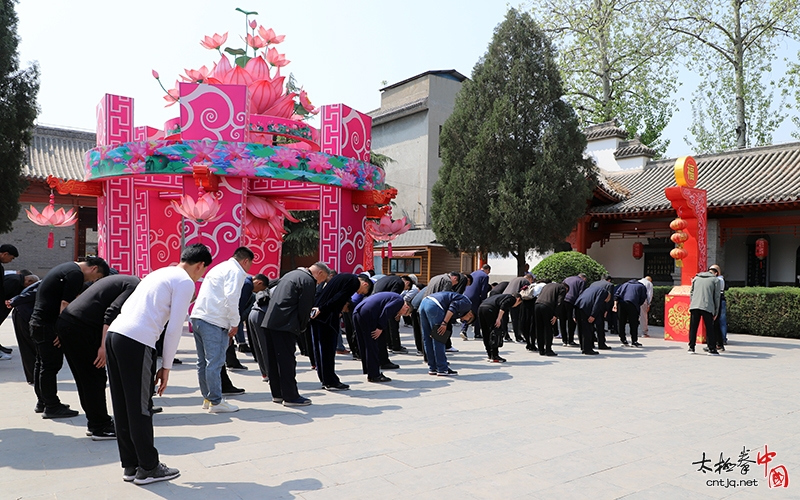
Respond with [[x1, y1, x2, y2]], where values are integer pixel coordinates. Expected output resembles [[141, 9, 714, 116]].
[[151, 406, 163, 413], [631, 342, 642, 347], [707, 350, 720, 356], [133, 462, 180, 485], [91, 423, 117, 441], [227, 363, 248, 371], [272, 397, 283, 404], [367, 374, 392, 383], [283, 396, 312, 406], [428, 370, 438, 375], [202, 399, 210, 409], [237, 344, 252, 354], [380, 362, 400, 370], [391, 346, 408, 354], [474, 333, 483, 339], [222, 386, 246, 395], [209, 400, 239, 413], [446, 346, 459, 353], [460, 332, 468, 341], [122, 466, 137, 482], [492, 356, 507, 363], [42, 405, 78, 419], [598, 345, 612, 350], [323, 383, 350, 391], [688, 346, 695, 353], [620, 339, 629, 345], [0, 344, 12, 354], [583, 350, 599, 355], [0, 352, 11, 360], [437, 369, 458, 376]]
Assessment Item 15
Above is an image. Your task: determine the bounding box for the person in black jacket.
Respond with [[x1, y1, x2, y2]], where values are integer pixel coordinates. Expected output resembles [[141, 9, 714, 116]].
[[310, 273, 370, 391], [261, 263, 330, 406], [478, 293, 521, 362], [246, 274, 270, 381], [587, 276, 614, 350], [8, 280, 41, 384], [535, 282, 567, 356], [352, 292, 409, 383], [573, 286, 610, 355], [0, 244, 20, 356], [372, 275, 411, 354], [58, 274, 140, 439]]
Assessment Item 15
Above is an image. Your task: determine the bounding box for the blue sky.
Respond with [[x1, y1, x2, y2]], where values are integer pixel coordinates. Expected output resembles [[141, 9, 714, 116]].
[[16, 0, 799, 159]]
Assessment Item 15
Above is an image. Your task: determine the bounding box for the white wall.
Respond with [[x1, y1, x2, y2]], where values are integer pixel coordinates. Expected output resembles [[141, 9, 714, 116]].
[[587, 238, 646, 280]]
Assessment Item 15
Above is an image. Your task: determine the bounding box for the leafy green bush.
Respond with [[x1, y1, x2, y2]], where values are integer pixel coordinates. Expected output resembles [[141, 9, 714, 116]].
[[532, 251, 608, 283], [647, 286, 671, 327], [726, 287, 800, 338]]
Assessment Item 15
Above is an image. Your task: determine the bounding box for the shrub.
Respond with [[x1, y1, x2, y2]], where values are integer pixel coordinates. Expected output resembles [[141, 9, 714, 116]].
[[532, 251, 607, 283], [647, 286, 671, 327], [726, 287, 800, 338]]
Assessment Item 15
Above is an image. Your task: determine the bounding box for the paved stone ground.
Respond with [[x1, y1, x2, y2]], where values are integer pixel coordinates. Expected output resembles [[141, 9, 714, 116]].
[[0, 320, 798, 499]]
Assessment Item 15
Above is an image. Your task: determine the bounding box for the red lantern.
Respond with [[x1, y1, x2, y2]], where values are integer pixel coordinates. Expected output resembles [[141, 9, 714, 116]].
[[670, 218, 687, 231], [632, 242, 644, 260], [755, 238, 768, 260], [670, 247, 688, 260], [670, 231, 689, 244]]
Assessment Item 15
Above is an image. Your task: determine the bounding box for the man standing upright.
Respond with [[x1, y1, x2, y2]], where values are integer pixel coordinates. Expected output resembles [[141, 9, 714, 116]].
[[190, 246, 254, 414], [560, 273, 587, 347], [461, 264, 491, 340], [262, 262, 330, 407], [106, 243, 210, 485], [30, 257, 110, 418], [687, 268, 722, 355], [0, 244, 19, 357], [614, 279, 648, 347], [638, 276, 654, 337]]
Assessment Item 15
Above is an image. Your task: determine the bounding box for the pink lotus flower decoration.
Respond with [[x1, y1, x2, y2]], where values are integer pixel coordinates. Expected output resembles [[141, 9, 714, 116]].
[[26, 205, 77, 228], [171, 193, 222, 224], [200, 32, 228, 50], [245, 196, 299, 240], [365, 216, 410, 242]]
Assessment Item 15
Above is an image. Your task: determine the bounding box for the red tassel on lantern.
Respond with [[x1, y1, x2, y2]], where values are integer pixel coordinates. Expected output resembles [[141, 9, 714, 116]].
[[381, 245, 385, 259], [47, 232, 54, 249], [388, 242, 393, 259]]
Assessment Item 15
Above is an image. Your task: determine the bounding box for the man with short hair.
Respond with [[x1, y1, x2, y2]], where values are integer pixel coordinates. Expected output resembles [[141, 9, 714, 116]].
[[373, 274, 411, 355], [638, 276, 654, 337], [478, 292, 521, 362], [0, 244, 21, 357], [586, 275, 614, 350], [262, 262, 330, 407], [535, 282, 567, 356], [461, 264, 491, 340], [560, 273, 587, 347], [353, 291, 409, 383], [687, 268, 722, 355], [190, 246, 254, 414], [573, 285, 611, 355], [614, 279, 648, 347], [419, 291, 473, 375], [30, 257, 110, 418], [106, 243, 211, 485]]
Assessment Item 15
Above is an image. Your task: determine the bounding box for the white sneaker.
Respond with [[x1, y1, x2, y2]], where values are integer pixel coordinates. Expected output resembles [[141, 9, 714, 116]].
[[202, 399, 210, 409], [0, 352, 11, 360], [209, 400, 239, 413], [446, 347, 459, 353]]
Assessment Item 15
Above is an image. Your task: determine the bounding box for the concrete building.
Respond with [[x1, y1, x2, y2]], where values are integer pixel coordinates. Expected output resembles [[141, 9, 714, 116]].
[[369, 70, 467, 228]]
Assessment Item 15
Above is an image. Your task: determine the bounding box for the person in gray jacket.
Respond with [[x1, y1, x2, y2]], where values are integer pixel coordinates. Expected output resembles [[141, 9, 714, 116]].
[[687, 269, 722, 355], [261, 263, 330, 406]]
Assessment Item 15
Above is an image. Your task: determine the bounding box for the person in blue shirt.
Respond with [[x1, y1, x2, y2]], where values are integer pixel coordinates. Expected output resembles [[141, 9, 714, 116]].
[[613, 279, 648, 347], [573, 286, 611, 355], [352, 292, 409, 383], [418, 292, 473, 375]]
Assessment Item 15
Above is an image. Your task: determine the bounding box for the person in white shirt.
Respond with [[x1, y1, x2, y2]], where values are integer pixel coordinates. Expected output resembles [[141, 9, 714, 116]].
[[638, 276, 654, 337], [190, 246, 254, 414], [105, 243, 211, 485]]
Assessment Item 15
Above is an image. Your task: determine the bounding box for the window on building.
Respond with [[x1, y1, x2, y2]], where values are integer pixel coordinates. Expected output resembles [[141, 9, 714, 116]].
[[389, 258, 421, 274]]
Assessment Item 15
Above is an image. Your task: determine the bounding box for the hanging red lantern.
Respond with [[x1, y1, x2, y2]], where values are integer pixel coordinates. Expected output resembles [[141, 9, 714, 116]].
[[670, 231, 689, 244], [755, 238, 768, 260], [632, 242, 644, 260], [670, 218, 687, 231], [670, 247, 688, 261]]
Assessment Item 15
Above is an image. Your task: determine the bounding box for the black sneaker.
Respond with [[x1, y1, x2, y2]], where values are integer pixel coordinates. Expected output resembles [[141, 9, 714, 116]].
[[703, 347, 710, 352], [133, 462, 180, 485], [437, 368, 458, 376], [391, 346, 408, 354], [34, 401, 45, 413], [688, 346, 695, 353], [545, 351, 558, 357], [584, 350, 599, 355], [122, 466, 137, 482], [474, 333, 483, 339], [0, 344, 12, 354], [42, 405, 78, 419], [222, 386, 246, 395], [491, 356, 507, 363], [91, 424, 117, 441], [238, 344, 252, 354], [227, 363, 248, 371], [380, 362, 400, 370], [368, 374, 392, 383], [283, 396, 312, 407], [631, 342, 642, 347], [620, 339, 629, 345], [598, 345, 612, 350], [707, 350, 720, 356], [323, 382, 350, 391]]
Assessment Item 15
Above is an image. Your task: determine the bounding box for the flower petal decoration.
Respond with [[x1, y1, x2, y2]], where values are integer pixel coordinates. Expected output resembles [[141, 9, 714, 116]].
[[266, 47, 290, 67], [26, 204, 78, 228], [200, 32, 228, 50], [365, 216, 410, 242], [258, 26, 285, 45], [171, 193, 222, 224]]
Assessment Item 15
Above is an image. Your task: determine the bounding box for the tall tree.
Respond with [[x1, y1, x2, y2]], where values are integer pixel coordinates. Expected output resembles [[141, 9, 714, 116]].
[[531, 0, 680, 156], [431, 8, 596, 276], [662, 0, 800, 151], [0, 0, 39, 234]]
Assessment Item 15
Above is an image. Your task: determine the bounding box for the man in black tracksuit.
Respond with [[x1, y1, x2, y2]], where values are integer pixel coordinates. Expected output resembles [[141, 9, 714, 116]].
[[478, 293, 521, 362], [535, 282, 567, 356], [573, 286, 610, 355], [8, 280, 41, 384], [58, 274, 140, 439], [587, 276, 614, 350], [614, 279, 648, 347]]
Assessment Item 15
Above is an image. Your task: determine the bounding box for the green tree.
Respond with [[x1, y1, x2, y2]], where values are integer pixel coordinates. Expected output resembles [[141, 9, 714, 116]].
[[431, 8, 596, 277], [662, 0, 800, 151], [0, 0, 39, 234], [530, 0, 679, 156]]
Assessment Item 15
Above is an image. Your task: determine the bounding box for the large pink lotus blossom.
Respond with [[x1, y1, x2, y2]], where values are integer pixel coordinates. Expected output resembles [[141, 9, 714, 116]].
[[245, 215, 274, 240], [188, 141, 217, 163], [200, 32, 228, 50], [299, 90, 318, 114], [333, 168, 359, 189], [246, 34, 267, 50], [244, 56, 270, 81], [223, 142, 249, 161], [163, 81, 180, 107], [171, 193, 222, 223], [248, 79, 278, 115], [228, 157, 260, 176], [207, 55, 234, 84], [306, 153, 330, 173], [246, 197, 299, 240], [365, 216, 411, 242], [182, 66, 211, 83], [258, 27, 285, 44], [270, 148, 299, 168], [26, 205, 78, 228], [266, 47, 290, 67], [262, 93, 297, 119]]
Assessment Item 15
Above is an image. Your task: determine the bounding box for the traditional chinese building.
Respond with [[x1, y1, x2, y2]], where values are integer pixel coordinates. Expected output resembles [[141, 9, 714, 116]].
[[373, 229, 478, 285]]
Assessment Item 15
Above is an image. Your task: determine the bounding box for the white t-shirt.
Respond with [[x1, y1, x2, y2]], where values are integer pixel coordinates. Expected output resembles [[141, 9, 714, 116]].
[[189, 257, 246, 329]]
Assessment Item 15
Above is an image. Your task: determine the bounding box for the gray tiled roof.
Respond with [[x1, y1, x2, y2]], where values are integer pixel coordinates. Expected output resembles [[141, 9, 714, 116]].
[[584, 120, 628, 141], [24, 126, 96, 181], [591, 142, 800, 216], [614, 138, 656, 159], [374, 229, 440, 248], [369, 97, 429, 126]]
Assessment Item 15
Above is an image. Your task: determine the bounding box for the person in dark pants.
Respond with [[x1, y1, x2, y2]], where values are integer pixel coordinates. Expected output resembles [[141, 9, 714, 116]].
[[353, 291, 409, 383], [573, 286, 610, 355], [0, 244, 20, 356], [30, 257, 110, 418], [461, 265, 491, 340], [225, 275, 254, 370], [58, 274, 140, 439], [311, 273, 370, 391], [246, 274, 270, 381], [687, 269, 722, 355], [560, 274, 587, 347], [8, 280, 41, 384], [372, 274, 411, 354], [535, 282, 567, 356], [504, 273, 534, 343], [586, 275, 614, 350], [261, 263, 330, 407], [614, 279, 648, 347], [478, 293, 521, 362], [106, 244, 209, 485], [418, 291, 473, 376], [2, 273, 38, 324]]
